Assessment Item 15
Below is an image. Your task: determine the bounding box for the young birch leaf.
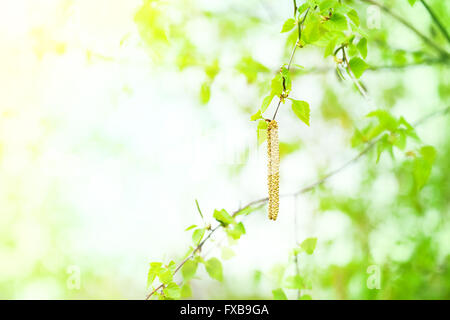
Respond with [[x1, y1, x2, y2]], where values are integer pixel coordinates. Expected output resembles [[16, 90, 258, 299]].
[[300, 237, 317, 254], [257, 120, 268, 145], [328, 13, 348, 31], [200, 82, 211, 104], [271, 73, 284, 97], [347, 9, 360, 26], [324, 37, 338, 58], [414, 145, 437, 190], [297, 3, 309, 15], [147, 262, 163, 288], [213, 209, 235, 226], [158, 269, 173, 285], [349, 57, 369, 78], [192, 228, 205, 245], [180, 284, 192, 298], [272, 288, 288, 300], [163, 282, 181, 299], [281, 18, 296, 33], [227, 222, 246, 240], [195, 199, 204, 220], [303, 17, 322, 44], [181, 259, 198, 281], [290, 99, 310, 126], [205, 258, 223, 282], [251, 110, 263, 121], [185, 224, 197, 231], [261, 95, 274, 113], [167, 261, 177, 273], [376, 135, 391, 163], [319, 0, 339, 12], [205, 60, 219, 80]]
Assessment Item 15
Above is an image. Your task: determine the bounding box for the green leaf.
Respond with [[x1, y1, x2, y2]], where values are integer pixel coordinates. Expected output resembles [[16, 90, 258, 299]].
[[167, 261, 176, 273], [236, 56, 270, 83], [200, 82, 211, 104], [270, 73, 284, 97], [281, 18, 296, 33], [272, 288, 288, 300], [147, 262, 163, 288], [357, 37, 367, 59], [300, 237, 317, 254], [366, 110, 399, 132], [181, 259, 198, 281], [205, 258, 223, 282], [408, 0, 418, 6], [414, 145, 437, 190], [261, 95, 274, 113], [376, 135, 392, 163], [280, 66, 292, 92], [327, 13, 348, 31], [392, 130, 407, 150], [185, 224, 197, 231], [280, 140, 302, 159], [302, 16, 322, 44], [299, 294, 312, 300], [348, 43, 358, 57], [297, 3, 309, 15], [205, 60, 220, 80], [192, 228, 205, 245], [349, 57, 369, 78], [227, 222, 246, 240], [180, 284, 192, 298], [324, 36, 338, 58], [420, 145, 437, 162], [319, 0, 339, 12], [195, 199, 204, 220], [347, 9, 360, 26], [251, 110, 263, 121], [213, 209, 235, 226], [158, 269, 173, 285], [284, 275, 305, 289], [290, 99, 310, 126], [163, 282, 181, 299], [257, 120, 268, 145]]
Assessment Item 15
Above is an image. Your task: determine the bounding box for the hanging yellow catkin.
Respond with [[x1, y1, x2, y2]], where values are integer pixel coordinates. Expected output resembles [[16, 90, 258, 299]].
[[267, 120, 279, 221]]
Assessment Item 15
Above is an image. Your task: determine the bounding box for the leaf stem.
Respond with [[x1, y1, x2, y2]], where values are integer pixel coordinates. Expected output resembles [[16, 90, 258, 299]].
[[272, 7, 310, 121]]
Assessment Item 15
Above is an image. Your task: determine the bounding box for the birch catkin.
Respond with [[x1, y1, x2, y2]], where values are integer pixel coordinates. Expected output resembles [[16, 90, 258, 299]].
[[267, 120, 279, 221]]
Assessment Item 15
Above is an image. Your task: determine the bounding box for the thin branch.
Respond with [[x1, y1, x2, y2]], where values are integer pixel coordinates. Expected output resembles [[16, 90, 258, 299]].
[[340, 46, 369, 99], [145, 106, 449, 300], [289, 57, 449, 75], [287, 44, 299, 71], [420, 0, 450, 44], [359, 0, 449, 58], [272, 8, 310, 121]]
